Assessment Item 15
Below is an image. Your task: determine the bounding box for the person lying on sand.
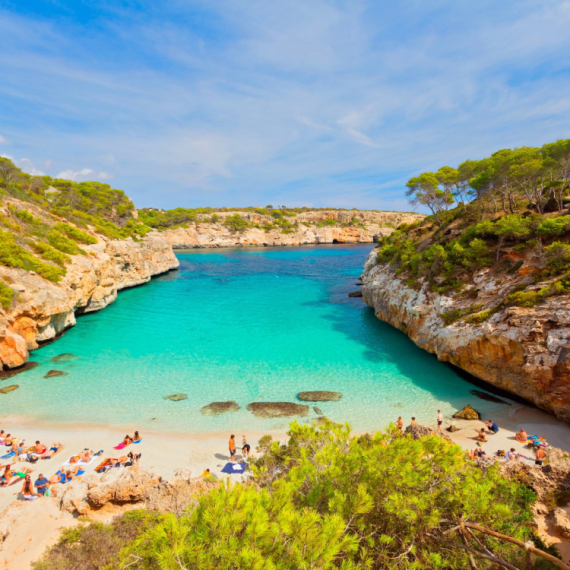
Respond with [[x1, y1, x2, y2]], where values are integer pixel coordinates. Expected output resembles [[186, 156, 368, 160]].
[[42, 443, 63, 459], [468, 448, 487, 460], [34, 441, 47, 455], [475, 428, 488, 442], [50, 466, 83, 485], [79, 450, 93, 463], [1, 464, 33, 486], [515, 429, 528, 443], [3, 434, 13, 446], [126, 452, 141, 465]]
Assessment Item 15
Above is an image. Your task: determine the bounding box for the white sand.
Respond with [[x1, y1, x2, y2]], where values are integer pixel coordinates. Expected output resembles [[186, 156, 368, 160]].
[[1, 400, 569, 568]]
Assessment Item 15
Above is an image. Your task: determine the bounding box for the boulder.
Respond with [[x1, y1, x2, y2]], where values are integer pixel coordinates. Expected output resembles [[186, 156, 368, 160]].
[[551, 507, 570, 538], [469, 390, 510, 405], [404, 424, 453, 443], [50, 353, 77, 363], [247, 402, 309, 418], [0, 384, 19, 394], [298, 391, 342, 402], [446, 424, 460, 433], [164, 393, 187, 401], [0, 361, 38, 380], [313, 406, 324, 415], [201, 401, 240, 415], [348, 290, 363, 297], [45, 369, 67, 378], [453, 404, 481, 420]]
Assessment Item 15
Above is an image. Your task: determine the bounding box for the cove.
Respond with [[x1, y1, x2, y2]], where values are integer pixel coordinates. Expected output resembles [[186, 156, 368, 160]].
[[6, 245, 500, 433]]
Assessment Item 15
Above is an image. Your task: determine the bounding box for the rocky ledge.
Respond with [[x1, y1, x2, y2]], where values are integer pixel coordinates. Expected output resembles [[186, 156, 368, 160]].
[[361, 251, 570, 423], [0, 229, 178, 369]]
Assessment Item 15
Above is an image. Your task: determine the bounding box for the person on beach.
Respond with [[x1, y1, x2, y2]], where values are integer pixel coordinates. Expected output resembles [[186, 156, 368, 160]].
[[242, 436, 251, 460], [485, 420, 499, 434], [133, 431, 141, 443], [410, 417, 417, 426], [19, 475, 38, 500], [0, 431, 5, 445], [437, 410, 443, 433], [469, 448, 487, 460], [1, 464, 33, 486], [79, 449, 93, 463], [42, 443, 63, 459], [475, 428, 488, 443], [535, 447, 547, 466], [505, 448, 519, 461], [515, 428, 528, 443], [4, 434, 13, 446], [229, 435, 236, 462], [396, 417, 403, 434], [34, 474, 49, 496]]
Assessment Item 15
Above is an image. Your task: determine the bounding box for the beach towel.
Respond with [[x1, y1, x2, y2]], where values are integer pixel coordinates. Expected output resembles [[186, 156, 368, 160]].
[[113, 442, 130, 450], [221, 462, 247, 474], [1, 451, 15, 459], [95, 459, 115, 473], [53, 469, 85, 484], [62, 455, 98, 467]]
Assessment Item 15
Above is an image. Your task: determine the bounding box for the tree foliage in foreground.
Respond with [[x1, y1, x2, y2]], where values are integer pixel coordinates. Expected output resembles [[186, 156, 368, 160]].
[[114, 422, 544, 569]]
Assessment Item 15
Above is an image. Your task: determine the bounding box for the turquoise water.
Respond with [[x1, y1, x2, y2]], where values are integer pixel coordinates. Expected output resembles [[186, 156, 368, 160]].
[[6, 245, 486, 433]]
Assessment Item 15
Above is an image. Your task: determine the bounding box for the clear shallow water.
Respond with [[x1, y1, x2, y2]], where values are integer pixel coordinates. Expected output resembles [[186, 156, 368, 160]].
[[7, 245, 487, 433]]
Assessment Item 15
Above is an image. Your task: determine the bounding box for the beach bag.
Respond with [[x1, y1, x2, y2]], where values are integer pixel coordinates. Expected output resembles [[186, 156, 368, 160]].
[[496, 450, 505, 457]]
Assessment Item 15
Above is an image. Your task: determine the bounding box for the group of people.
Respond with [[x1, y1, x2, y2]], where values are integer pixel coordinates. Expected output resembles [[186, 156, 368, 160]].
[[228, 434, 250, 463], [0, 428, 144, 501]]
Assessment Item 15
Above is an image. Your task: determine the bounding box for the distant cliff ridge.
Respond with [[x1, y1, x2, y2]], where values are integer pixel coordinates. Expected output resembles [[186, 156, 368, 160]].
[[161, 210, 424, 248]]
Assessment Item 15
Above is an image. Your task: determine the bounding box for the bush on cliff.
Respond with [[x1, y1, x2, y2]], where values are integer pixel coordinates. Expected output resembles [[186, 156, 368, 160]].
[[0, 280, 14, 309], [110, 422, 540, 569]]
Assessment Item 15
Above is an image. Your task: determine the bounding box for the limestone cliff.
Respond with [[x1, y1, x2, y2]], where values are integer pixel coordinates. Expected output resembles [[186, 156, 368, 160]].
[[0, 230, 179, 369], [361, 249, 570, 423], [161, 210, 423, 248]]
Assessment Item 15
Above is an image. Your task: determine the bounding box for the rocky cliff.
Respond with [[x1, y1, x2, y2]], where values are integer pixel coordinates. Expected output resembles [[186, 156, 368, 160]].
[[161, 210, 423, 248], [361, 249, 570, 423], [0, 220, 179, 370]]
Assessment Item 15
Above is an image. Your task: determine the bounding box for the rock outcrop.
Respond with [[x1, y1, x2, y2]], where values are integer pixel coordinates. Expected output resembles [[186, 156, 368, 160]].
[[298, 391, 342, 401], [247, 402, 309, 418], [161, 210, 423, 249], [0, 205, 179, 370], [201, 401, 240, 415], [362, 250, 570, 422], [453, 405, 481, 420]]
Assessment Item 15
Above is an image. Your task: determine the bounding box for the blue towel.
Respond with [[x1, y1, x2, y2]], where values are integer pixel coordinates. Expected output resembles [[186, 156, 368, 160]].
[[221, 462, 246, 474], [1, 451, 15, 459]]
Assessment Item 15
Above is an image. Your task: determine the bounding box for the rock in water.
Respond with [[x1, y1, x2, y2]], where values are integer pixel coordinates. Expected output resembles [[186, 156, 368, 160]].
[[44, 369, 67, 378], [0, 385, 19, 394], [247, 402, 309, 418], [201, 401, 240, 415], [469, 390, 511, 405], [453, 405, 481, 420], [348, 290, 363, 297], [314, 406, 324, 415], [164, 393, 188, 401], [50, 353, 77, 363], [298, 391, 342, 401], [0, 361, 38, 380]]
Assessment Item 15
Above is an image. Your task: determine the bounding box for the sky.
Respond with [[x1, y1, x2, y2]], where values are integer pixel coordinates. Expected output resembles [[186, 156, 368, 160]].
[[1, 1, 570, 211]]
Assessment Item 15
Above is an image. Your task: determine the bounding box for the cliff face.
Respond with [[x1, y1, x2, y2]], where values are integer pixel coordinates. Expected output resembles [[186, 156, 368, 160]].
[[361, 250, 570, 423], [161, 210, 423, 248], [0, 233, 179, 369]]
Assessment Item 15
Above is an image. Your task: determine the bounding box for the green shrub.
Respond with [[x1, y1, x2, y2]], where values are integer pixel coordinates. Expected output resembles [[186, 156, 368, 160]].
[[465, 309, 493, 324], [536, 216, 570, 237], [54, 222, 97, 244], [504, 289, 543, 307], [224, 213, 251, 233], [545, 242, 570, 274], [47, 229, 86, 255], [29, 241, 71, 267], [14, 209, 41, 225], [441, 309, 462, 325], [0, 281, 14, 309]]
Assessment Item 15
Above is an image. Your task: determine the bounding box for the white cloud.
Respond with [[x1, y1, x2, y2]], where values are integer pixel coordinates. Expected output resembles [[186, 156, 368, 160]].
[[55, 168, 114, 182], [0, 135, 9, 145]]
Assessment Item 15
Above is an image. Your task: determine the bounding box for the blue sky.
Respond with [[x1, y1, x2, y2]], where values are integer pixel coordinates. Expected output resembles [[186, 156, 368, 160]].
[[1, 1, 570, 210]]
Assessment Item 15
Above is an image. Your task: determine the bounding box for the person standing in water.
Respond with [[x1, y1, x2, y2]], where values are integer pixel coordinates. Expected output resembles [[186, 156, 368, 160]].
[[229, 435, 236, 462], [437, 410, 443, 433]]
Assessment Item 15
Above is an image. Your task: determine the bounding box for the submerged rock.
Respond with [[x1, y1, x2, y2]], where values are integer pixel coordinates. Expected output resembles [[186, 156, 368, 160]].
[[313, 406, 324, 415], [0, 384, 19, 394], [164, 393, 188, 401], [201, 401, 240, 415], [348, 290, 363, 297], [247, 402, 309, 418], [50, 353, 77, 363], [0, 361, 38, 380], [453, 405, 481, 420], [469, 390, 511, 405], [45, 369, 67, 378], [298, 391, 342, 402]]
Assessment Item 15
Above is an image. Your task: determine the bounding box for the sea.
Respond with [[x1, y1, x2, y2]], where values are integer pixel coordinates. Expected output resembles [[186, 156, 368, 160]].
[[5, 245, 497, 433]]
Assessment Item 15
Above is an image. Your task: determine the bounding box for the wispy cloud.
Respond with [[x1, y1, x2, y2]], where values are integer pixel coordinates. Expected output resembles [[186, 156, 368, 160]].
[[0, 135, 9, 145], [0, 1, 569, 210]]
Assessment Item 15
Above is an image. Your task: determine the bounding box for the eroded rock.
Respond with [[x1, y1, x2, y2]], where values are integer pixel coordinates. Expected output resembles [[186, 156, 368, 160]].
[[314, 406, 324, 415], [551, 507, 570, 538], [298, 391, 342, 402], [247, 402, 309, 418], [348, 290, 363, 298], [201, 401, 240, 415], [0, 361, 38, 380], [453, 404, 481, 420]]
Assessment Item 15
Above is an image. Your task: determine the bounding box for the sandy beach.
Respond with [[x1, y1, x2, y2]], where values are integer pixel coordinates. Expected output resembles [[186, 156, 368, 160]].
[[1, 400, 570, 569]]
